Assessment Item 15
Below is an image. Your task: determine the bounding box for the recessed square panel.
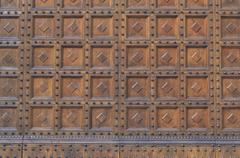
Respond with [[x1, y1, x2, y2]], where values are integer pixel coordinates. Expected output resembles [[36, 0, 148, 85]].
[[60, 107, 83, 130], [32, 77, 54, 99], [91, 46, 114, 69], [62, 46, 84, 69], [0, 17, 19, 39], [127, 0, 149, 8], [61, 77, 84, 99], [31, 107, 54, 130], [156, 16, 179, 39], [62, 17, 84, 39], [186, 16, 208, 39], [0, 77, 18, 99], [156, 107, 180, 130], [127, 107, 149, 130], [221, 47, 240, 69], [63, 0, 83, 8], [0, 0, 19, 8], [186, 46, 208, 68], [33, 16, 55, 38], [157, 46, 178, 69], [126, 45, 149, 69], [91, 16, 113, 38], [127, 16, 149, 39], [33, 46, 55, 68], [33, 0, 55, 8], [221, 0, 240, 9], [157, 77, 179, 99], [0, 47, 19, 69], [222, 107, 240, 130], [91, 0, 112, 8], [156, 0, 178, 8], [185, 0, 208, 8], [90, 107, 113, 130], [222, 77, 240, 100], [187, 107, 209, 130], [221, 17, 240, 40], [187, 76, 209, 99], [127, 77, 149, 99], [0, 107, 17, 129], [90, 76, 114, 100]]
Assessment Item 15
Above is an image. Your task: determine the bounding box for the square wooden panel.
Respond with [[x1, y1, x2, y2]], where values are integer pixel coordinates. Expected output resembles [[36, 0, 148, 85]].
[[222, 77, 240, 100], [62, 17, 84, 39], [221, 47, 240, 69], [186, 76, 209, 99], [91, 16, 113, 38], [91, 0, 113, 8], [157, 76, 179, 100], [186, 16, 208, 39], [91, 45, 114, 69], [187, 107, 209, 130], [0, 77, 18, 99], [61, 76, 84, 99], [126, 76, 150, 99], [60, 107, 83, 130], [0, 0, 19, 8], [221, 0, 240, 9], [156, 46, 179, 69], [126, 45, 149, 69], [0, 17, 19, 39], [222, 107, 240, 130], [126, 0, 149, 9], [186, 46, 208, 68], [156, 107, 180, 130], [0, 107, 17, 129], [33, 0, 55, 8], [156, 0, 178, 8], [156, 16, 179, 39], [90, 107, 113, 131], [0, 47, 19, 69], [33, 16, 55, 38], [90, 76, 114, 100], [62, 0, 83, 8], [31, 107, 54, 130], [126, 107, 149, 130], [61, 46, 84, 69], [185, 0, 208, 8], [126, 16, 149, 39], [221, 17, 240, 40], [32, 46, 55, 68], [32, 77, 54, 99]]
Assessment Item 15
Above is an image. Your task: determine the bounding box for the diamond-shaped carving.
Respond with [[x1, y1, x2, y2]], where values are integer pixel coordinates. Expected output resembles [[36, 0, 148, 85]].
[[96, 111, 107, 126], [161, 112, 172, 124], [38, 52, 48, 63], [161, 81, 173, 94], [160, 52, 172, 64], [0, 112, 11, 123], [3, 22, 15, 33], [97, 23, 107, 32], [96, 82, 108, 94], [131, 81, 143, 94], [161, 21, 173, 33], [39, 22, 50, 33], [225, 23, 237, 33], [2, 54, 15, 65], [67, 82, 80, 95], [68, 20, 79, 32], [39, 81, 48, 93], [67, 51, 78, 63], [2, 82, 12, 95], [97, 52, 108, 64], [192, 51, 202, 63], [191, 22, 202, 33], [227, 82, 240, 96], [191, 82, 202, 93], [191, 112, 202, 123], [227, 113, 237, 124], [37, 112, 48, 126], [131, 112, 143, 124], [226, 53, 238, 63], [66, 111, 77, 123], [130, 51, 144, 66], [132, 22, 143, 33]]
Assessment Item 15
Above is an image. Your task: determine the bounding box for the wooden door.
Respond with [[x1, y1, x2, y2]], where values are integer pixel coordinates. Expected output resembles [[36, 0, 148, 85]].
[[0, 0, 239, 157]]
